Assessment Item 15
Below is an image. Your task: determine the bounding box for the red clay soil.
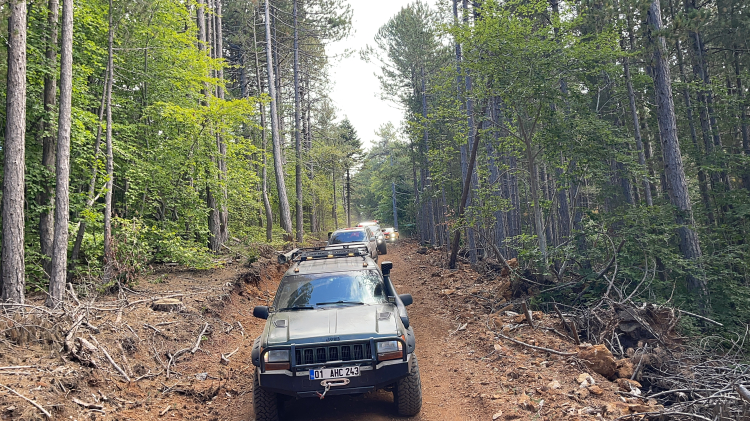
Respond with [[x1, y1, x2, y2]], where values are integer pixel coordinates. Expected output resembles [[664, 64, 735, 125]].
[[0, 241, 642, 421]]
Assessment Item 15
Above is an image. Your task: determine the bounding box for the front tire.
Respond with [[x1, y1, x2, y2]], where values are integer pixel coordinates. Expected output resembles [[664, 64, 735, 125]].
[[253, 368, 279, 421], [394, 354, 422, 416]]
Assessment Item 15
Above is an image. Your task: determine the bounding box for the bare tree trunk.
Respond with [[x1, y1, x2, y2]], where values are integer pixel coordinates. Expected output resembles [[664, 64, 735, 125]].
[[449, 105, 486, 269], [734, 50, 750, 190], [525, 132, 547, 263], [215, 0, 228, 246], [420, 68, 434, 245], [39, 0, 59, 280], [265, 0, 293, 235], [46, 0, 73, 307], [332, 167, 338, 229], [2, 0, 28, 303], [346, 168, 352, 227], [252, 11, 273, 241], [622, 43, 653, 206], [102, 0, 115, 285], [648, 0, 708, 311], [293, 0, 304, 242]]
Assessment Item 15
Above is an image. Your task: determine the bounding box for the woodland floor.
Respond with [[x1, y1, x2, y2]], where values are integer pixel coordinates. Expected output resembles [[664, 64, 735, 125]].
[[0, 241, 645, 420]]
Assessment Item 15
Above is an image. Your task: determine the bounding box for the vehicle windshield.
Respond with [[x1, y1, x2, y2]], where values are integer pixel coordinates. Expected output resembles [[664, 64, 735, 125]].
[[383, 228, 394, 233], [273, 270, 387, 310], [329, 230, 367, 244]]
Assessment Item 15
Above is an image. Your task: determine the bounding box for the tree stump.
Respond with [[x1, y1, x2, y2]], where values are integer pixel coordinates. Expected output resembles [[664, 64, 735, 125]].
[[151, 298, 185, 312]]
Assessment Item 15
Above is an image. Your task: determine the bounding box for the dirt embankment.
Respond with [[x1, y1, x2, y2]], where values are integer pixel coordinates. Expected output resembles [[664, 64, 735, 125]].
[[0, 242, 657, 421]]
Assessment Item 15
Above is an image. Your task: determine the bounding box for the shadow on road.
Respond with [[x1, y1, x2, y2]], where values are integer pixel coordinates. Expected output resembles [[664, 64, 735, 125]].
[[281, 390, 398, 421]]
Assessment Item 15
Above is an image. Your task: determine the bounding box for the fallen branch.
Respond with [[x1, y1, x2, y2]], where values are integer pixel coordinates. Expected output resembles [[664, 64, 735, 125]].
[[735, 384, 750, 403], [64, 315, 85, 352], [191, 323, 210, 354], [144, 324, 165, 336], [100, 346, 131, 382], [160, 404, 172, 416], [554, 304, 579, 345], [0, 366, 34, 370], [72, 397, 104, 410], [0, 382, 52, 418], [613, 411, 711, 421], [127, 294, 185, 308], [220, 347, 240, 365], [678, 309, 723, 327], [495, 332, 576, 356], [166, 348, 191, 378]]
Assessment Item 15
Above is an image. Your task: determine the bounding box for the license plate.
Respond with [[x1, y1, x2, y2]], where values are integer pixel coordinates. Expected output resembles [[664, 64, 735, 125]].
[[309, 366, 360, 380]]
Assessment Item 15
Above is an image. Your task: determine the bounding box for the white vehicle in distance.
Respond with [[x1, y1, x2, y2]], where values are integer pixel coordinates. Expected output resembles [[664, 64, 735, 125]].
[[357, 221, 387, 255], [326, 227, 379, 261]]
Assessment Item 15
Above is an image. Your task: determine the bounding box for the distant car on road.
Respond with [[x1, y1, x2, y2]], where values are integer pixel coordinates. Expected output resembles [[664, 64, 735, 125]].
[[381, 227, 399, 242], [326, 227, 379, 261], [357, 221, 387, 255]]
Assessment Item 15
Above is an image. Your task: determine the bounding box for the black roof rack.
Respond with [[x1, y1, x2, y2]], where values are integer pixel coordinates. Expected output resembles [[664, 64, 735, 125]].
[[277, 245, 368, 264]]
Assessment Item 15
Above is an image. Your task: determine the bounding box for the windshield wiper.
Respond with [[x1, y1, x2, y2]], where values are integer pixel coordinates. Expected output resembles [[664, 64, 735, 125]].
[[315, 301, 365, 306], [278, 305, 314, 311]]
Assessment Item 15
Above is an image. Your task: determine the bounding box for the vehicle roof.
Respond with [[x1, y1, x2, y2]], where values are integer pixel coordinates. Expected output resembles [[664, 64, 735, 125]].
[[332, 227, 367, 233], [284, 256, 380, 277]]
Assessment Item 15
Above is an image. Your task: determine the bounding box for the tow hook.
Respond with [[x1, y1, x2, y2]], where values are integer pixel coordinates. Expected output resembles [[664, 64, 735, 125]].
[[316, 378, 350, 400]]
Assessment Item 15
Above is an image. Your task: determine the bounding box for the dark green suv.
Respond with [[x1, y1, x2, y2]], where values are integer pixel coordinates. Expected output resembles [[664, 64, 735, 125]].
[[251, 248, 421, 420]]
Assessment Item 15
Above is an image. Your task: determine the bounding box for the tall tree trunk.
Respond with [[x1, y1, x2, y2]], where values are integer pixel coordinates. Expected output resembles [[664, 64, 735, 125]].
[[293, 0, 304, 242], [215, 0, 228, 246], [346, 168, 352, 227], [676, 37, 714, 223], [332, 167, 338, 229], [46, 0, 73, 307], [420, 68, 434, 245], [648, 0, 708, 311], [524, 124, 547, 263], [2, 0, 28, 303], [449, 105, 485, 269], [734, 50, 750, 190], [102, 0, 115, 285], [265, 0, 293, 235], [252, 11, 273, 241], [39, 0, 59, 280], [622, 43, 653, 206]]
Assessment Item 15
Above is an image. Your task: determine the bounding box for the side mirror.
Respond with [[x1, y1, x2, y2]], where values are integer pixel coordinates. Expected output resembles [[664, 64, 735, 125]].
[[253, 306, 269, 319], [370, 237, 376, 241], [327, 231, 333, 239], [381, 261, 393, 275], [399, 294, 413, 306]]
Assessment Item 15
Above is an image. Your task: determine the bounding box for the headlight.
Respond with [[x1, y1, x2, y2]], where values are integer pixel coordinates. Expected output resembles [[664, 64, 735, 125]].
[[377, 341, 403, 361], [264, 350, 289, 362], [377, 239, 383, 243]]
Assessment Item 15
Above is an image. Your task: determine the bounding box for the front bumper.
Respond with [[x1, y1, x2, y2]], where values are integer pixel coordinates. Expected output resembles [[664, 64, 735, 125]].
[[259, 354, 412, 398]]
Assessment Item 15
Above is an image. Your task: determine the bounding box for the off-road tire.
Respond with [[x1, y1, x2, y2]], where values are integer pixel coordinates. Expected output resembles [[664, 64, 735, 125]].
[[394, 354, 422, 416], [253, 368, 279, 421], [378, 242, 388, 255]]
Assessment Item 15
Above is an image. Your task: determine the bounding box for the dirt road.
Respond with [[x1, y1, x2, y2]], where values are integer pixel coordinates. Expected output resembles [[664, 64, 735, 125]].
[[0, 241, 627, 421]]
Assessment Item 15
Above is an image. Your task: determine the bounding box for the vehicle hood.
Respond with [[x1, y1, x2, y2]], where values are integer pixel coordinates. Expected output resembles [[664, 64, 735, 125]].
[[266, 304, 398, 345]]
